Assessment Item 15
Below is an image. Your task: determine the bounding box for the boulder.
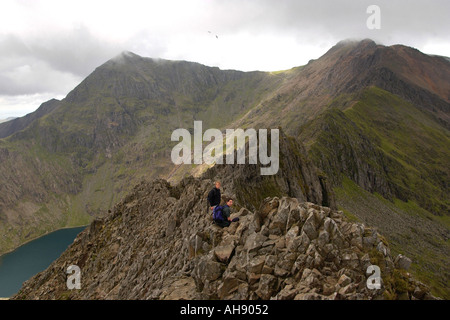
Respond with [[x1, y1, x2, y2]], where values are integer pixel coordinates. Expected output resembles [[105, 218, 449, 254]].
[[258, 197, 279, 220], [276, 284, 297, 300], [248, 255, 266, 274], [244, 233, 267, 253], [297, 231, 311, 254], [269, 197, 299, 233], [394, 254, 412, 271], [338, 283, 356, 296], [337, 274, 352, 287], [302, 213, 318, 240], [255, 274, 278, 300], [322, 282, 335, 296], [193, 257, 224, 289], [218, 276, 245, 299], [285, 225, 300, 249], [317, 229, 330, 247], [214, 244, 236, 263]]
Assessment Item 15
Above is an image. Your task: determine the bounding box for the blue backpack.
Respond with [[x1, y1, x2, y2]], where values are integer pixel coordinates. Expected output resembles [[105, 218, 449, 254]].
[[212, 205, 225, 222]]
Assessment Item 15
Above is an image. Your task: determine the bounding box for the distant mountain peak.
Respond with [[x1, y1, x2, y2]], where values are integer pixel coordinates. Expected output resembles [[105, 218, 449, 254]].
[[325, 38, 379, 55], [120, 50, 141, 58], [109, 50, 142, 63], [336, 38, 377, 46]]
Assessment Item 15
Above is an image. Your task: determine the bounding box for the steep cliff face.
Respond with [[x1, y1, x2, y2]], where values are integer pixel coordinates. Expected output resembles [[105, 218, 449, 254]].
[[299, 108, 393, 197], [13, 175, 435, 300], [203, 130, 335, 212], [299, 89, 450, 215], [231, 39, 449, 216]]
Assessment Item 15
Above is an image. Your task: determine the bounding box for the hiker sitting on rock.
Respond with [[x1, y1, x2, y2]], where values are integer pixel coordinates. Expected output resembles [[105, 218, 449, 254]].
[[213, 197, 239, 228]]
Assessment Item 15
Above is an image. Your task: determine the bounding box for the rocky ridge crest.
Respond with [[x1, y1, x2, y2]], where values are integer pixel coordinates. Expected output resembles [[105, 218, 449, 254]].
[[14, 176, 435, 300]]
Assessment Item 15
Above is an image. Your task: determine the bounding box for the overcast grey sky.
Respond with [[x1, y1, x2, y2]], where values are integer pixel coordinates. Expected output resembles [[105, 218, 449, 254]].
[[0, 0, 449, 118]]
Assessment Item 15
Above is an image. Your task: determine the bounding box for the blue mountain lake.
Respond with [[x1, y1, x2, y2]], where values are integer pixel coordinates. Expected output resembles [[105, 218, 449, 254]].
[[0, 226, 86, 298]]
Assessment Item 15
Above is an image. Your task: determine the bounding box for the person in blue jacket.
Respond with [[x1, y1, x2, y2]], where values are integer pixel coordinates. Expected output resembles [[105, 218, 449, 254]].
[[214, 197, 239, 228]]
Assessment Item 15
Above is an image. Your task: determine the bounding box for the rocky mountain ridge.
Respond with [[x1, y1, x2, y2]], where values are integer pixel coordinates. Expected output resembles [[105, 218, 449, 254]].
[[13, 175, 436, 300], [13, 133, 437, 300]]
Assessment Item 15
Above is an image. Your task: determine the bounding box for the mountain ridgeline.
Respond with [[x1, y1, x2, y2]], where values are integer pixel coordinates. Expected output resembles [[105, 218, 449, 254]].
[[0, 99, 61, 139], [0, 40, 449, 298]]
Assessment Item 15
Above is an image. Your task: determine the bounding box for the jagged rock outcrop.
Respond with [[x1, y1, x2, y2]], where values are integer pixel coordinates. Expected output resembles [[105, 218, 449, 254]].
[[13, 176, 436, 300]]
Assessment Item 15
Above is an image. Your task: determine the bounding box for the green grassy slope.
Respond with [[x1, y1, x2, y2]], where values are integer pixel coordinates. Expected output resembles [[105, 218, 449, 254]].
[[335, 177, 449, 299], [300, 87, 449, 216], [345, 87, 449, 214], [299, 86, 450, 297]]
